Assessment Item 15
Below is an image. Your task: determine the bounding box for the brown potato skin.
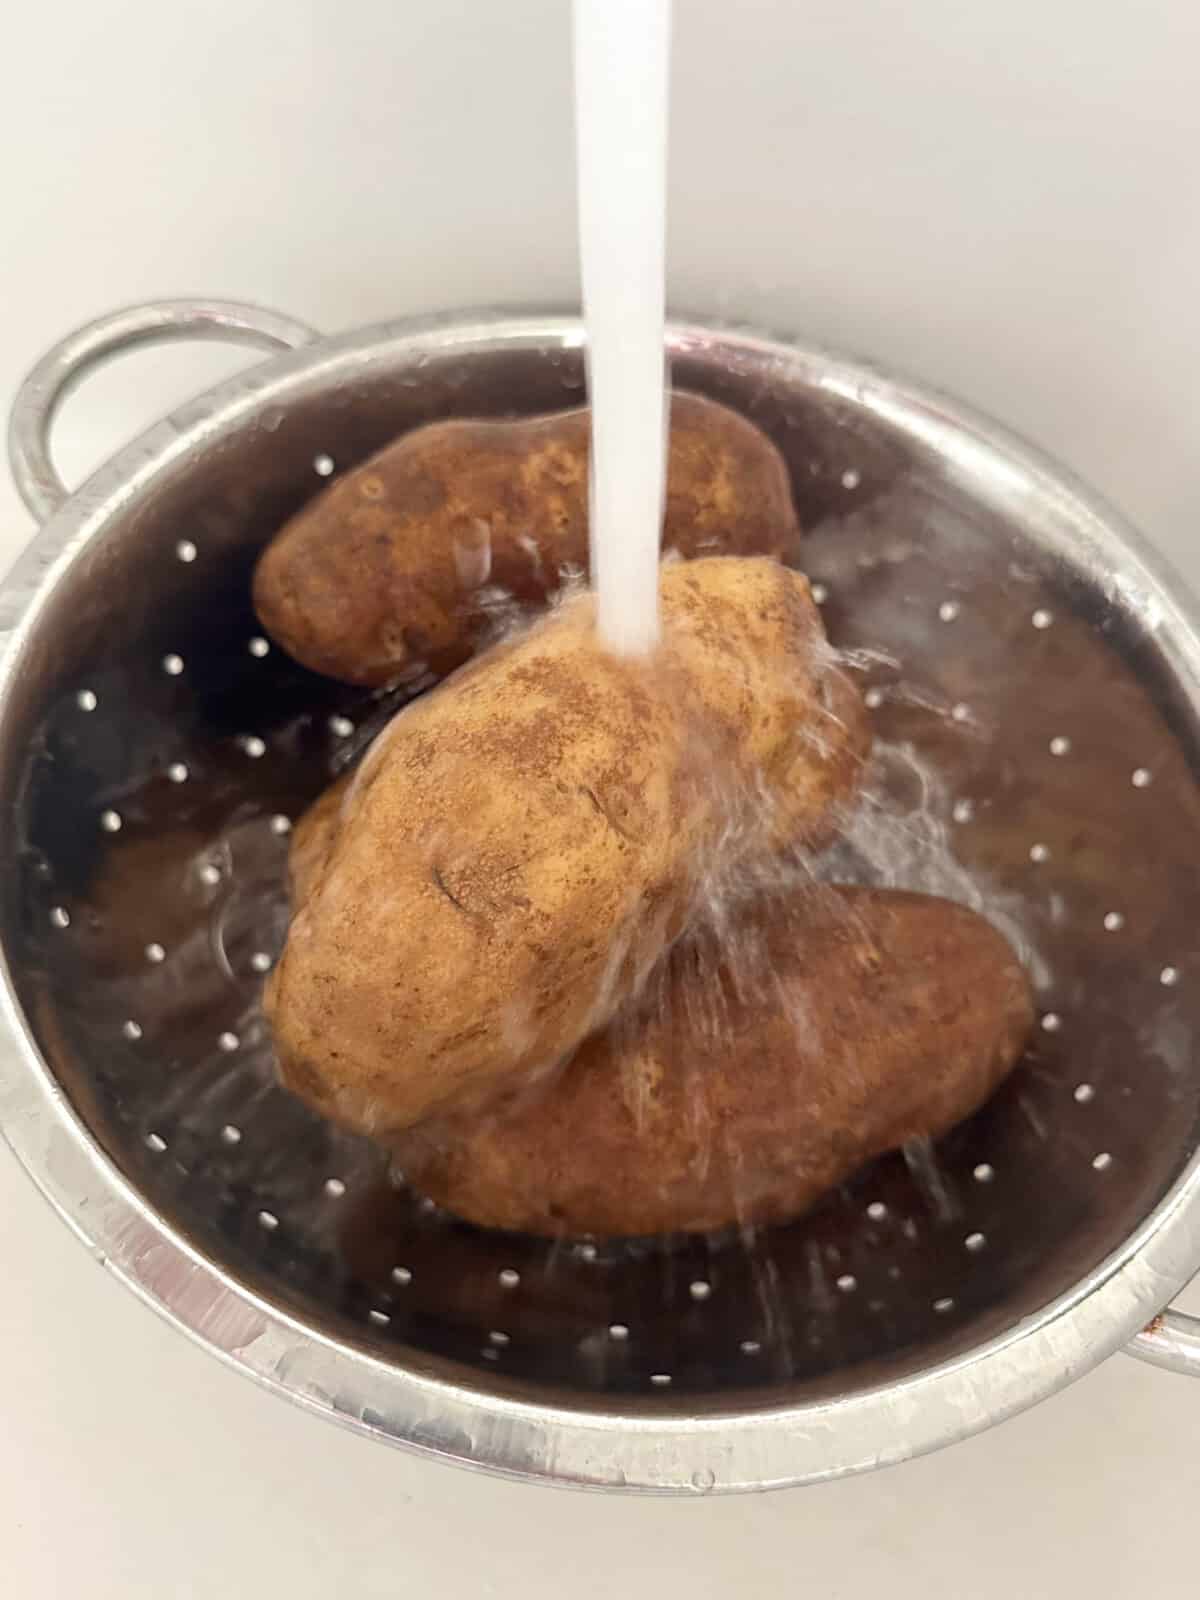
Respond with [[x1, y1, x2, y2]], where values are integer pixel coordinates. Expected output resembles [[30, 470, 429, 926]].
[[266, 558, 868, 1135], [252, 393, 801, 686], [286, 645, 871, 904], [287, 776, 345, 906], [395, 888, 1032, 1236]]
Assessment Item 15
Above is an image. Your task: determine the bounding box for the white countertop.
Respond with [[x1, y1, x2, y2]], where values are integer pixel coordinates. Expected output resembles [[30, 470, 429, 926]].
[[5, 2, 1200, 1592]]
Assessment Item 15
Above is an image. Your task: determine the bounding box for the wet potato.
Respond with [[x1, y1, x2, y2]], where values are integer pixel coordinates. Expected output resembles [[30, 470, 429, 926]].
[[266, 557, 869, 1135], [253, 392, 801, 686], [395, 887, 1034, 1237]]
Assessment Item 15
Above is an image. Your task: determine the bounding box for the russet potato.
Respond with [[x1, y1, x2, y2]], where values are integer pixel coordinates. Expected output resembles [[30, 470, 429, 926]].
[[253, 392, 801, 686], [396, 887, 1033, 1236], [266, 557, 869, 1134]]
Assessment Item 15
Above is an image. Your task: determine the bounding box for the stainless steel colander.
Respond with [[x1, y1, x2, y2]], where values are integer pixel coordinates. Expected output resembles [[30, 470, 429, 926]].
[[3, 298, 1200, 1493]]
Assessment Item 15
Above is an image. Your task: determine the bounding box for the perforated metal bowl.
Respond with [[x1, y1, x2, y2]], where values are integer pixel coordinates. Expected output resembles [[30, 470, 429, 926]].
[[3, 299, 1200, 1493]]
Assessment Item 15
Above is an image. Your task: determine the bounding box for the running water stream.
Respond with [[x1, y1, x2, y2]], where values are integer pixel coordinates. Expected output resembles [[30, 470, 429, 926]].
[[573, 0, 672, 655]]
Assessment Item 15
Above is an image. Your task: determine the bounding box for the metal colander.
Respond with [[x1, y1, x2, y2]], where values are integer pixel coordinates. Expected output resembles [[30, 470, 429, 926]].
[[3, 299, 1200, 1493]]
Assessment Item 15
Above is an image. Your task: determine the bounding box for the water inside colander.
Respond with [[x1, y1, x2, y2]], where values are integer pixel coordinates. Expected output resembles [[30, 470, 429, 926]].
[[7, 340, 1200, 1399]]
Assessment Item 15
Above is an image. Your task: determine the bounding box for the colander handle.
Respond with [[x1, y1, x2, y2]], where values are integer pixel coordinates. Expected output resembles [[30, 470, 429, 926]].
[[7, 298, 319, 523], [1127, 1308, 1200, 1376]]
